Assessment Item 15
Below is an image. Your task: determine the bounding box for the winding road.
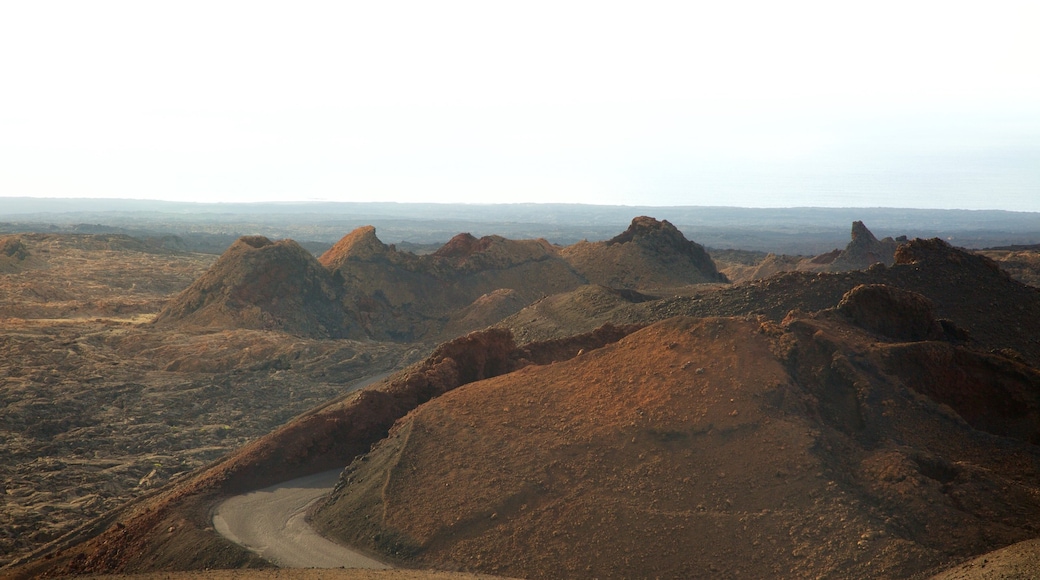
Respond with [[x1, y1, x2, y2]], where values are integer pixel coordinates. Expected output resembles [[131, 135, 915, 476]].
[[212, 372, 393, 569], [213, 469, 389, 569]]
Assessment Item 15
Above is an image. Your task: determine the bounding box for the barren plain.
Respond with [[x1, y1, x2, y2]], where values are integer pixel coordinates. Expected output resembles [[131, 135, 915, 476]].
[[0, 234, 413, 569]]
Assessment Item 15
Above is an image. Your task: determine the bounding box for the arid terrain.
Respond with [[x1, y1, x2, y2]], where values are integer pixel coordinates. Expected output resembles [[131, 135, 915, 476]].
[[0, 234, 414, 569], [3, 215, 1040, 579]]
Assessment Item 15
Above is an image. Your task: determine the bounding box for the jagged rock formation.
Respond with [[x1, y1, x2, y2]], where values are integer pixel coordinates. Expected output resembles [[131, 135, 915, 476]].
[[561, 216, 728, 288], [826, 221, 903, 272], [313, 304, 1040, 579], [716, 222, 905, 282], [154, 236, 360, 338]]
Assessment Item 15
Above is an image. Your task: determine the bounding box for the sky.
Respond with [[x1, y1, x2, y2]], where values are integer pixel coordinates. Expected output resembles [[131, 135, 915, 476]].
[[1, 1, 1038, 211]]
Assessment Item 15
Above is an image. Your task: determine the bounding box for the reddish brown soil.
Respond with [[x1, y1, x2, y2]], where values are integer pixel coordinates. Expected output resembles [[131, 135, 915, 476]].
[[3, 325, 639, 579], [313, 306, 1040, 579]]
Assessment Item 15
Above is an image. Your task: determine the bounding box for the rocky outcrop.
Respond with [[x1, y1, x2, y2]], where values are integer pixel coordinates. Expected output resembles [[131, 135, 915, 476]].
[[154, 236, 360, 338], [0, 236, 30, 273], [318, 225, 396, 268], [561, 216, 728, 289], [835, 284, 944, 342], [0, 236, 28, 260], [826, 221, 903, 272]]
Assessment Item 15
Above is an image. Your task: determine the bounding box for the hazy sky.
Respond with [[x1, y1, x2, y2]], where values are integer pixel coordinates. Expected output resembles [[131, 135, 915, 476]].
[[2, 1, 1038, 211]]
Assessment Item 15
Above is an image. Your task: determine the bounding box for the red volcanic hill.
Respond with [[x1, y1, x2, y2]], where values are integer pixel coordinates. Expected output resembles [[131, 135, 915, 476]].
[[154, 236, 361, 338], [561, 216, 728, 289], [312, 291, 1040, 579]]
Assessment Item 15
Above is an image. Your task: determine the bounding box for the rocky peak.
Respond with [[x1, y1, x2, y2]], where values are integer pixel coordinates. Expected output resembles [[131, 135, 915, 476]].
[[606, 216, 682, 246], [319, 226, 392, 269], [827, 221, 900, 272], [849, 220, 876, 243]]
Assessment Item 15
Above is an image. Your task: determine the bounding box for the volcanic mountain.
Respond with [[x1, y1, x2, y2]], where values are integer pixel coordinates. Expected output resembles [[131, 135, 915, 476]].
[[510, 237, 1040, 369], [9, 230, 1040, 579], [154, 236, 361, 338], [312, 287, 1040, 579], [561, 216, 727, 288], [154, 218, 728, 342]]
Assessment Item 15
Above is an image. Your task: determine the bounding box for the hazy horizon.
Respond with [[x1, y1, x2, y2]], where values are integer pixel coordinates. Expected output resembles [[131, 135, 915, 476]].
[[2, 2, 1038, 212]]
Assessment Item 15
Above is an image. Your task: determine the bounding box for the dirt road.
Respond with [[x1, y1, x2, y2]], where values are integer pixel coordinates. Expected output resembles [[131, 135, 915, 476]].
[[212, 469, 389, 569]]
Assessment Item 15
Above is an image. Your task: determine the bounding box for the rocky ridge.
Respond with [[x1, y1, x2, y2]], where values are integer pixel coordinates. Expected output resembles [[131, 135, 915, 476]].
[[157, 218, 726, 341], [561, 216, 727, 288]]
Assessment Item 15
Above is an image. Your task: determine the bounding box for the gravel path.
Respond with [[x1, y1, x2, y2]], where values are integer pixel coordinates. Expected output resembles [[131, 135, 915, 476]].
[[213, 469, 389, 569]]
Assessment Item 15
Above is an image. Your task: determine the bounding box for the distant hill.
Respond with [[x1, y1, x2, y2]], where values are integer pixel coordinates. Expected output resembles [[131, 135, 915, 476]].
[[4, 198, 1040, 253], [717, 221, 904, 282], [561, 216, 727, 288], [158, 218, 726, 341], [154, 236, 360, 338]]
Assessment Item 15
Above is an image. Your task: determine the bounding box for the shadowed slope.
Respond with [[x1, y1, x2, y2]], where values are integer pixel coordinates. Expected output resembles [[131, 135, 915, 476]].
[[561, 216, 727, 289], [154, 236, 360, 338]]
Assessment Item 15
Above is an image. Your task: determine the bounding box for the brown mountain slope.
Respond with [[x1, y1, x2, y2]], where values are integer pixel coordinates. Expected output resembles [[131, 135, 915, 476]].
[[320, 228, 586, 341], [313, 297, 1040, 578], [635, 238, 1040, 368], [561, 216, 727, 289], [499, 237, 1040, 366], [4, 325, 639, 579], [154, 236, 360, 338]]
